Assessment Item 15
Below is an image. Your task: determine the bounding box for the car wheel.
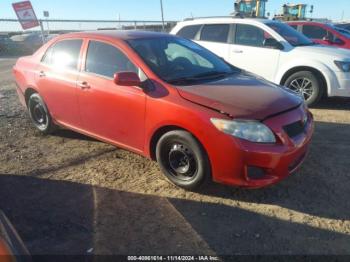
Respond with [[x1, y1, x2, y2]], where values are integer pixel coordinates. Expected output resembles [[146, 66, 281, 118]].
[[284, 71, 324, 107], [28, 93, 57, 135], [156, 130, 211, 191]]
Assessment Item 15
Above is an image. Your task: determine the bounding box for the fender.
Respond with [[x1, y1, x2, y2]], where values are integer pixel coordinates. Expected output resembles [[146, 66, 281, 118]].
[[274, 59, 338, 96], [145, 113, 220, 159], [144, 99, 231, 160]]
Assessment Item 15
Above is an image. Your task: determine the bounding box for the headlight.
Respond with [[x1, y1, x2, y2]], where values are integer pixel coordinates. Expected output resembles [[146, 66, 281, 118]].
[[211, 119, 276, 143], [334, 61, 350, 72]]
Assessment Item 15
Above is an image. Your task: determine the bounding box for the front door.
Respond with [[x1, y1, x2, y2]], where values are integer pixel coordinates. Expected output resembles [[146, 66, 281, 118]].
[[301, 25, 346, 48], [229, 24, 281, 82], [77, 40, 146, 151]]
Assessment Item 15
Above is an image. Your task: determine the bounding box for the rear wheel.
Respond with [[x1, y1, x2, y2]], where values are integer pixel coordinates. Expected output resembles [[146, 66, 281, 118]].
[[284, 71, 324, 107], [156, 130, 211, 190], [28, 93, 57, 135]]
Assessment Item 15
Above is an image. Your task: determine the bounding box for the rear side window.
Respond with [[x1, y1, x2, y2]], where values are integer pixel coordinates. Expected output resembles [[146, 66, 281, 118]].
[[235, 24, 271, 47], [42, 39, 82, 70], [85, 41, 138, 78], [302, 25, 327, 39], [200, 24, 230, 43], [176, 25, 201, 40], [289, 25, 298, 30]]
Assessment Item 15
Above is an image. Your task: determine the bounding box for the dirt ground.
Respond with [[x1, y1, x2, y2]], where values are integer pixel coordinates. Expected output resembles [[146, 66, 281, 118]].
[[0, 58, 349, 256]]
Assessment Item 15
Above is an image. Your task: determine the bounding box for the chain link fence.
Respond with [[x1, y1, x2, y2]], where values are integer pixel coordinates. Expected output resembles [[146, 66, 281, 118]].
[[0, 18, 178, 56]]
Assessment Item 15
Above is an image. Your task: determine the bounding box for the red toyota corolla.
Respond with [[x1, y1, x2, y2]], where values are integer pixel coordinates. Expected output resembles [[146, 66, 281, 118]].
[[13, 31, 314, 190]]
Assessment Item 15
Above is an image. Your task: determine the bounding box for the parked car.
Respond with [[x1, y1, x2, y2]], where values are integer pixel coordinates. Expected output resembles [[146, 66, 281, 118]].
[[0, 34, 13, 54], [11, 32, 44, 54], [45, 34, 60, 42], [171, 18, 350, 106], [287, 21, 350, 49], [13, 31, 313, 190]]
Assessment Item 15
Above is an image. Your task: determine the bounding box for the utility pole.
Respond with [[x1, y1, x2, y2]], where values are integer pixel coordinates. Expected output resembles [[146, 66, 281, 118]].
[[43, 11, 50, 36], [160, 0, 165, 31]]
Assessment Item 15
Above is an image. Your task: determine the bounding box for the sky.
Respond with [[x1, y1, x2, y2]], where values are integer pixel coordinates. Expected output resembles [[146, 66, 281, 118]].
[[0, 0, 349, 22]]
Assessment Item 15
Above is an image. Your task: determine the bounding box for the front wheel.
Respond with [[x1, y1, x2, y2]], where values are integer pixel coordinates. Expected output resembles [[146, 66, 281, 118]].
[[28, 93, 57, 135], [156, 130, 211, 191], [284, 71, 324, 107]]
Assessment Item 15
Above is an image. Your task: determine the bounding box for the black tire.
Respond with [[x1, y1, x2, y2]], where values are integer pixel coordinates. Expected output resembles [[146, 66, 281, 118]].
[[284, 71, 324, 107], [156, 130, 211, 191], [28, 93, 57, 135]]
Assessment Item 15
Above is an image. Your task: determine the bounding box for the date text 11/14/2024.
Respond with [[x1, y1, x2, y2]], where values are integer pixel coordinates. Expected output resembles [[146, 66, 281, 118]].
[[127, 256, 220, 261]]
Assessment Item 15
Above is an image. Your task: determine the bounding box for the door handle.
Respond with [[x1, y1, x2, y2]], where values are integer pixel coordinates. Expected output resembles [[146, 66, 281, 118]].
[[78, 81, 91, 90], [39, 71, 46, 77], [233, 50, 243, 54]]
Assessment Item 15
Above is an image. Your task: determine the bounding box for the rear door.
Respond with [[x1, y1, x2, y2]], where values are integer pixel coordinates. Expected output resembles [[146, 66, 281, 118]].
[[196, 24, 232, 60], [228, 24, 281, 81], [176, 24, 202, 40], [77, 40, 146, 151], [36, 39, 83, 128]]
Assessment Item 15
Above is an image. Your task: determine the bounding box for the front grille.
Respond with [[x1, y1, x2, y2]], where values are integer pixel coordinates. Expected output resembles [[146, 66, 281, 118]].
[[283, 120, 306, 138]]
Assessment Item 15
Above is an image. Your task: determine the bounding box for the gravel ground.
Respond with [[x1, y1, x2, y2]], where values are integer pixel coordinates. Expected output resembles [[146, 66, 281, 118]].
[[0, 58, 349, 256]]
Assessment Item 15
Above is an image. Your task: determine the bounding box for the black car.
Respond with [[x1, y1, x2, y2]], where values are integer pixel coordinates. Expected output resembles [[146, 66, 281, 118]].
[[0, 34, 13, 54]]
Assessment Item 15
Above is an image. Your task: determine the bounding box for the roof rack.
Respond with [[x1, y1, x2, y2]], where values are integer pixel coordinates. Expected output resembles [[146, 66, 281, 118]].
[[183, 15, 243, 21]]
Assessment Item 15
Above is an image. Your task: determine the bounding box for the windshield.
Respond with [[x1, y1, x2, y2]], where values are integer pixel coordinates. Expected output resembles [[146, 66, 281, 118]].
[[267, 22, 315, 46], [127, 37, 239, 85]]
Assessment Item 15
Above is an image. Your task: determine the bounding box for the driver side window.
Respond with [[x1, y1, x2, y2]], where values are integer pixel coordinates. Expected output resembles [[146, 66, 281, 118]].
[[302, 25, 329, 40], [235, 24, 273, 48], [85, 40, 145, 80]]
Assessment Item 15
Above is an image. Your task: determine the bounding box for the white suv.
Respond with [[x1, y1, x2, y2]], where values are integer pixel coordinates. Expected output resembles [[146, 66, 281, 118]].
[[171, 17, 350, 106]]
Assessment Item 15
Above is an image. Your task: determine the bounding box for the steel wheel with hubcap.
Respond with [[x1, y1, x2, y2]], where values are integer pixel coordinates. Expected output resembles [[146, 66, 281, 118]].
[[156, 130, 211, 190]]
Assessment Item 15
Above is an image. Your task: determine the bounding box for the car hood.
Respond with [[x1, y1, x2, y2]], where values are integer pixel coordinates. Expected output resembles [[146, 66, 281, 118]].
[[294, 45, 350, 60], [176, 73, 303, 120]]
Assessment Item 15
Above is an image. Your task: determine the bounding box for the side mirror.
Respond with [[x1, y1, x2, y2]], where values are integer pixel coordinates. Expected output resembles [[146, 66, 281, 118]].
[[114, 72, 141, 87], [263, 38, 284, 50]]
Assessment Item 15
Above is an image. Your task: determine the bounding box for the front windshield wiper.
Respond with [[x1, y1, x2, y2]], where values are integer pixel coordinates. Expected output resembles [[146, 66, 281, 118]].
[[168, 71, 235, 84], [192, 71, 232, 78]]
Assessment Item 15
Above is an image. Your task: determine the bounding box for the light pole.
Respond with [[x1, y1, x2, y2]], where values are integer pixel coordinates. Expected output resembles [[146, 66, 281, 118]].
[[43, 11, 50, 35], [160, 0, 165, 31]]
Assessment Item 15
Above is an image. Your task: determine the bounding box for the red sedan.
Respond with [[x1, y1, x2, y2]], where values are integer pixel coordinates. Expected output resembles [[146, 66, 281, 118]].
[[13, 31, 314, 190], [288, 21, 350, 49]]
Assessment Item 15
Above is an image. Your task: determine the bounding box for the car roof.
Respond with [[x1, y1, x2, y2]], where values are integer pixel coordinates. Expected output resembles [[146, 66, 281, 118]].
[[288, 21, 325, 24], [178, 17, 274, 25], [58, 30, 172, 41]]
